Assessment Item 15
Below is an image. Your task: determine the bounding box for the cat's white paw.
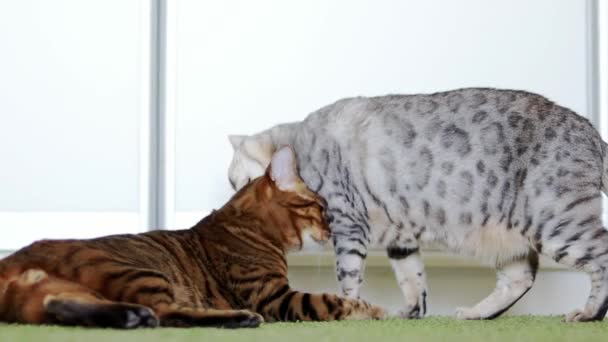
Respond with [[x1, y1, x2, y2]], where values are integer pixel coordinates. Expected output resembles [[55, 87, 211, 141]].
[[394, 288, 427, 319], [397, 304, 423, 319], [565, 309, 597, 322], [455, 306, 481, 320]]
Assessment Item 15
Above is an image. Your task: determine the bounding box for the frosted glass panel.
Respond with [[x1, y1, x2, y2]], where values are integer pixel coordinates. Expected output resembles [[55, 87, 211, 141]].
[[172, 0, 588, 227], [0, 0, 143, 211], [0, 0, 145, 247]]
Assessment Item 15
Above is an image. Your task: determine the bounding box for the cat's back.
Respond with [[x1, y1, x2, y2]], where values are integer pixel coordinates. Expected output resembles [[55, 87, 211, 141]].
[[296, 88, 604, 250], [305, 88, 585, 130], [302, 88, 601, 164], [0, 230, 192, 275]]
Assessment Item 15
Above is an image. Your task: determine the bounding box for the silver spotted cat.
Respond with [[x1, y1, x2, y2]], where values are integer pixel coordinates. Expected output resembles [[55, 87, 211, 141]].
[[227, 88, 608, 321]]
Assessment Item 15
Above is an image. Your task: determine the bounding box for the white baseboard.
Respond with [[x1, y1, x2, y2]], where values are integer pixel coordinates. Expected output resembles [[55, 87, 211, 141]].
[[288, 250, 565, 270]]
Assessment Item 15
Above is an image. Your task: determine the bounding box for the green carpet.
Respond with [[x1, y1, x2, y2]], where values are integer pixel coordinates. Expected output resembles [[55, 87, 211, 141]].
[[1, 317, 607, 342]]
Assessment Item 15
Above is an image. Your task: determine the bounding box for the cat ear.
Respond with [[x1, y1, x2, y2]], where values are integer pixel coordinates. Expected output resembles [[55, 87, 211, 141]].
[[270, 146, 299, 191], [228, 135, 247, 150]]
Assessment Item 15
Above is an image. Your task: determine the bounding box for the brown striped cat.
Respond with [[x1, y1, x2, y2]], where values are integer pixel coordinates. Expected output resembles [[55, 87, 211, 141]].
[[0, 147, 386, 329]]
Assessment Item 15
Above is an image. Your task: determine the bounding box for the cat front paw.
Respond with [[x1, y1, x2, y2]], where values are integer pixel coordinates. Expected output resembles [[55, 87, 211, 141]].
[[369, 305, 388, 320], [565, 308, 602, 322], [397, 304, 423, 319], [344, 301, 388, 320], [396, 290, 427, 319]]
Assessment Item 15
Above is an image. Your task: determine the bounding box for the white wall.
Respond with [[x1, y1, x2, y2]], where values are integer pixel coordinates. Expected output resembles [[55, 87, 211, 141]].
[[0, 0, 146, 248], [0, 0, 145, 211], [172, 0, 589, 224]]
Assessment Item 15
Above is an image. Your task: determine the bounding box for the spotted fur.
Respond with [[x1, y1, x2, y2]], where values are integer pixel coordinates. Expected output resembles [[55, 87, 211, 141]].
[[0, 147, 386, 328], [228, 88, 608, 321]]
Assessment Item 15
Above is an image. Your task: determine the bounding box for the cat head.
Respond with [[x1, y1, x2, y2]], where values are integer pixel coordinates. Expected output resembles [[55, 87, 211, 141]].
[[229, 146, 330, 251], [227, 134, 273, 191]]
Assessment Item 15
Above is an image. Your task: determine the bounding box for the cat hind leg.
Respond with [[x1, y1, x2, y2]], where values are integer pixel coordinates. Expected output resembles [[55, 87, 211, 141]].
[[548, 226, 608, 322], [455, 252, 538, 320], [535, 191, 608, 322], [1, 269, 158, 328], [109, 267, 263, 328], [44, 293, 158, 328]]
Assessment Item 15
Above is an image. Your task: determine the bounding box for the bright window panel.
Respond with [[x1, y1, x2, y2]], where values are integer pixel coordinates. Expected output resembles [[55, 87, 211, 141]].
[[0, 0, 146, 248], [172, 0, 588, 228]]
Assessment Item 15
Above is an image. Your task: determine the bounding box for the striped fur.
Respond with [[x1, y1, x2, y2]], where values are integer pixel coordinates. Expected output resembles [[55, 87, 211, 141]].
[[0, 147, 386, 328]]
